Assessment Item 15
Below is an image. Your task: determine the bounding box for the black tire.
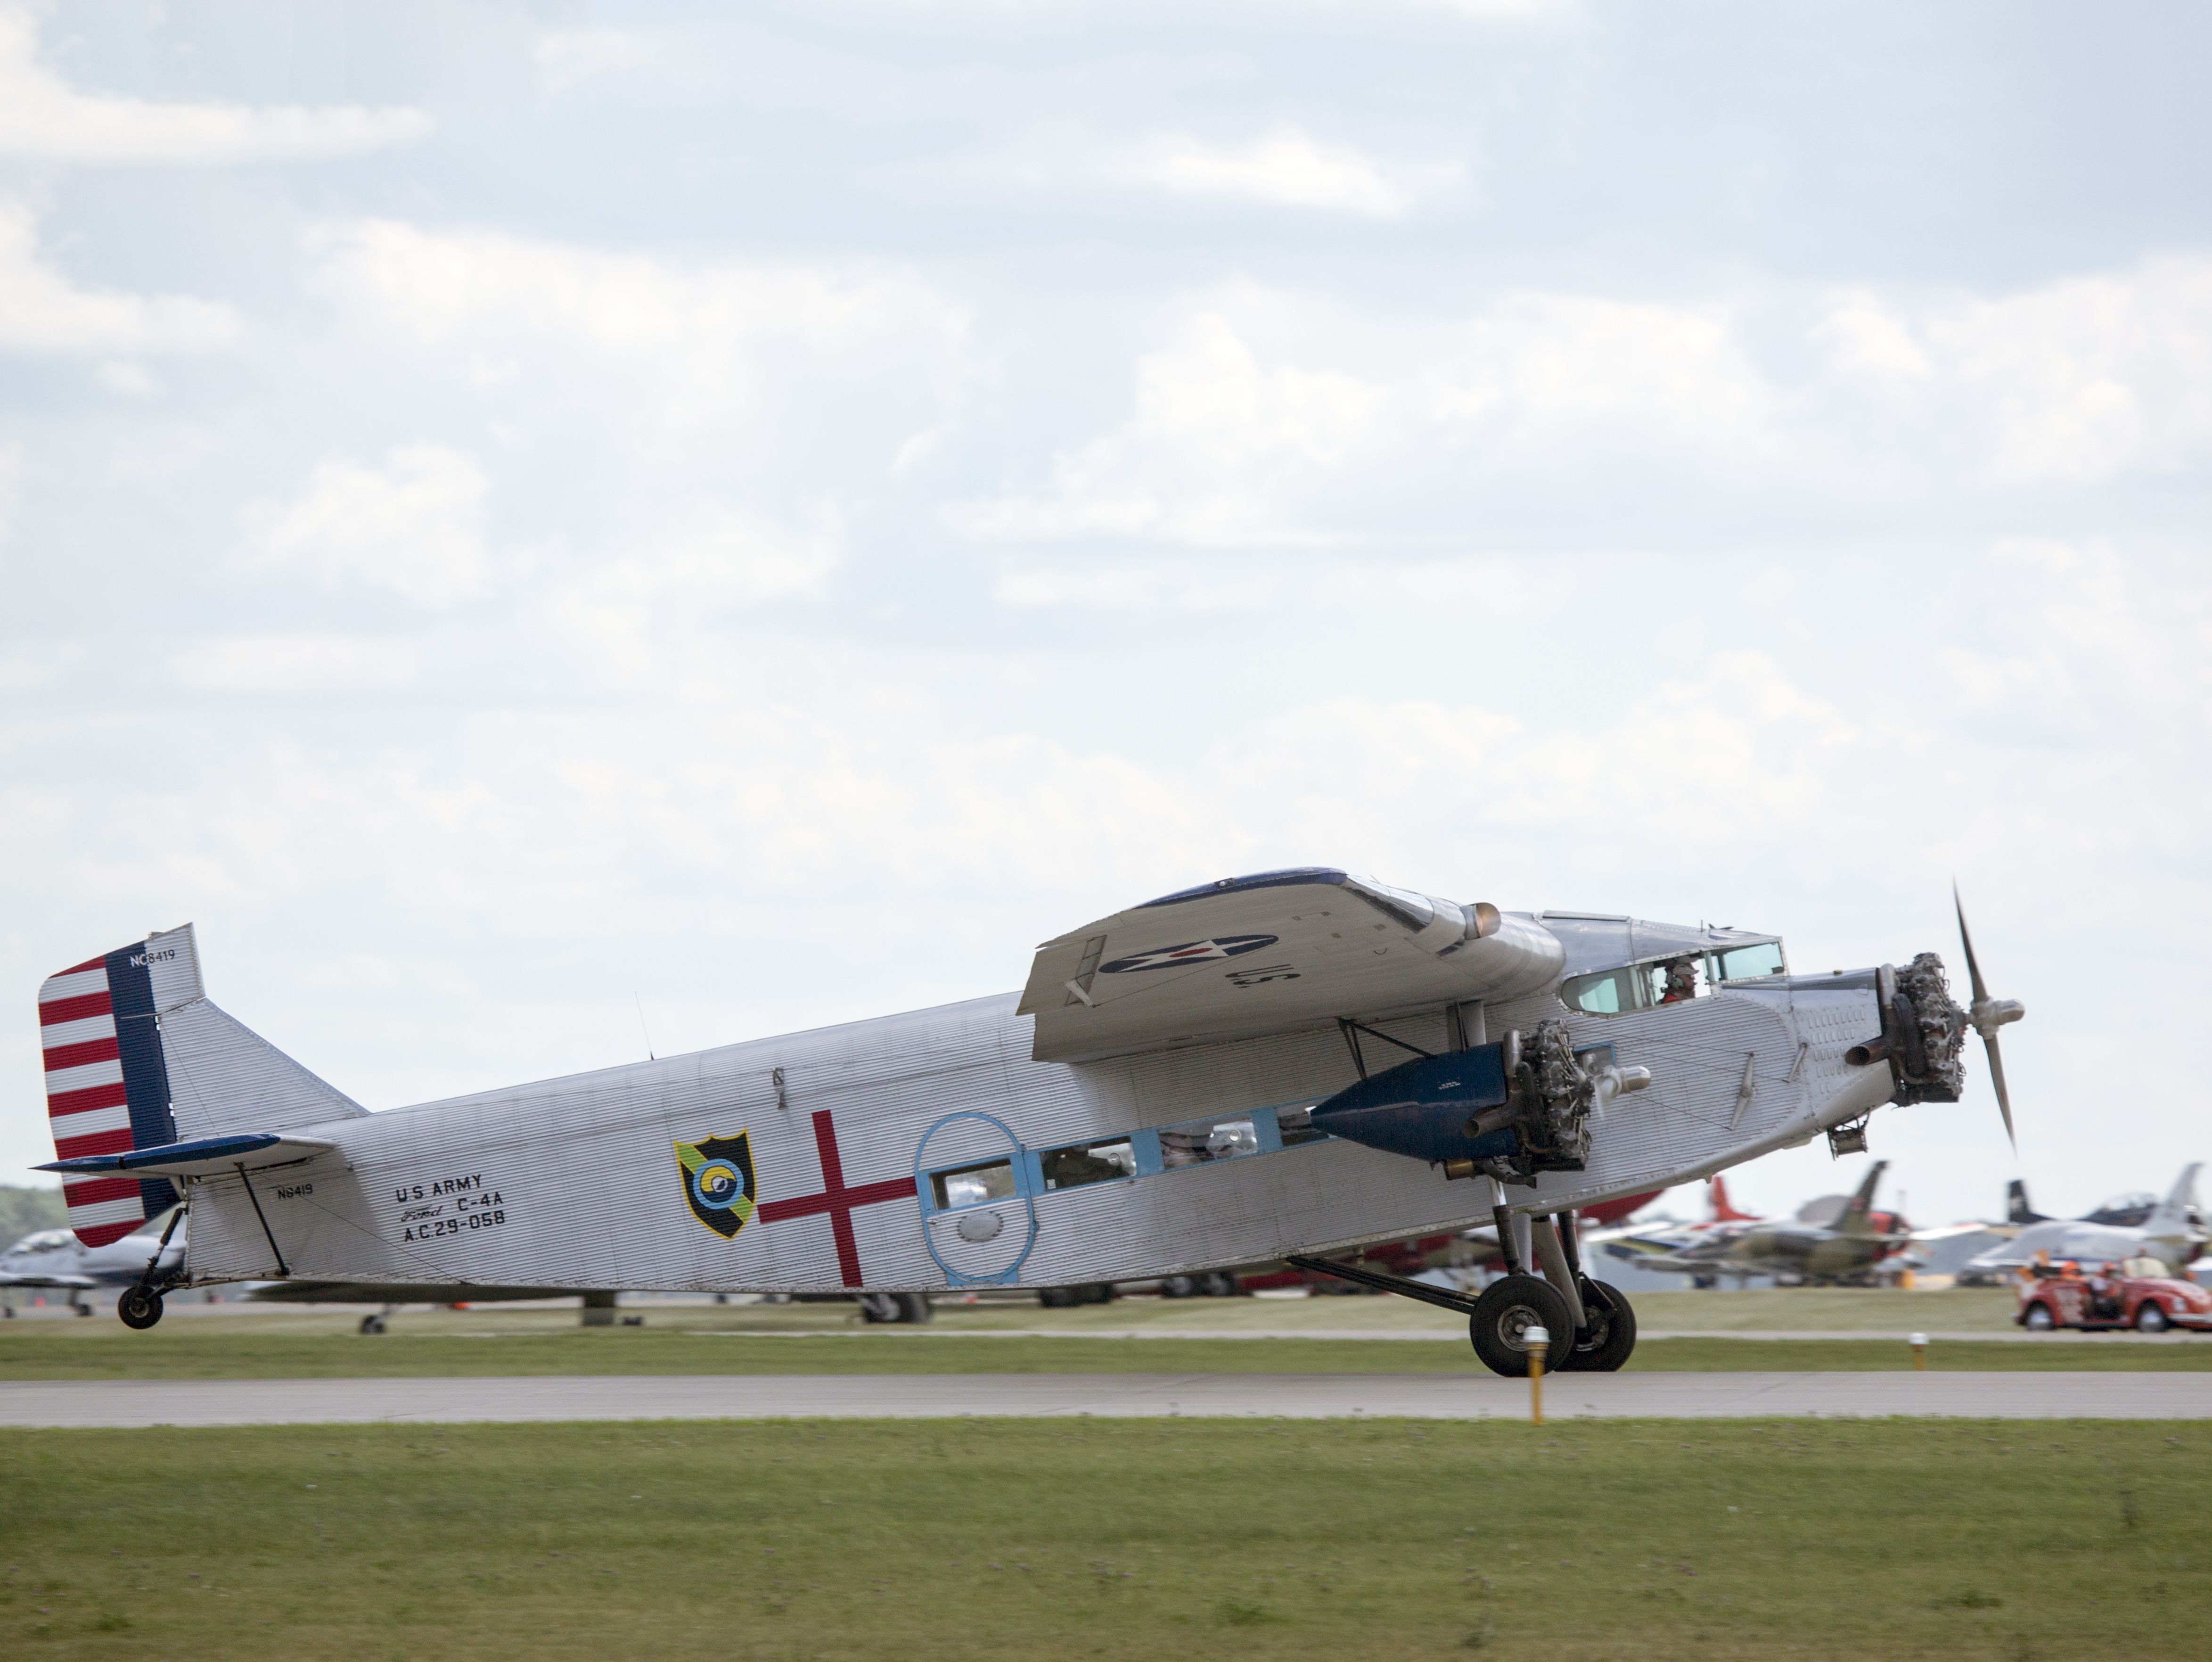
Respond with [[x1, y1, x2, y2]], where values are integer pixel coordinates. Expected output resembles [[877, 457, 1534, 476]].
[[2022, 1302, 2056, 1331], [1558, 1279, 1638, 1372], [857, 1293, 901, 1323], [1469, 1274, 1575, 1378], [1037, 1286, 1077, 1309], [894, 1292, 934, 1325], [2136, 1300, 2170, 1333], [1198, 1273, 1237, 1298], [74, 1300, 94, 1318], [1160, 1275, 1197, 1299], [117, 1287, 164, 1331], [359, 1314, 387, 1335]]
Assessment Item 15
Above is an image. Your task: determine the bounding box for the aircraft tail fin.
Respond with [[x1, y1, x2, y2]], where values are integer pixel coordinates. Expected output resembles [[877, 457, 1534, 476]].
[[2146, 1163, 2202, 1243], [1708, 1175, 1756, 1222], [1835, 1160, 1888, 1236], [35, 924, 363, 1247], [2006, 1178, 2048, 1226]]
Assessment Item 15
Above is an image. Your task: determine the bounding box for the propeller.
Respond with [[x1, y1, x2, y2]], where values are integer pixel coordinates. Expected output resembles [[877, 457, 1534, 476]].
[[1953, 881, 2026, 1150]]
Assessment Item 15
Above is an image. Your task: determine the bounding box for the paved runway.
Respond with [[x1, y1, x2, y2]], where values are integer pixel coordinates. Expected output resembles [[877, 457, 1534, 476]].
[[3, 1372, 2208, 1426]]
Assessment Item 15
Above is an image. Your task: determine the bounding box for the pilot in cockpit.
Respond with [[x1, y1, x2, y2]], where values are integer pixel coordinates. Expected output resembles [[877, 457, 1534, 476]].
[[1658, 959, 1699, 1005]]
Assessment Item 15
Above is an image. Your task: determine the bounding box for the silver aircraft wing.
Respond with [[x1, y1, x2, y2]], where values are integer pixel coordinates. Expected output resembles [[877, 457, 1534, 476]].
[[1020, 866, 1563, 1063]]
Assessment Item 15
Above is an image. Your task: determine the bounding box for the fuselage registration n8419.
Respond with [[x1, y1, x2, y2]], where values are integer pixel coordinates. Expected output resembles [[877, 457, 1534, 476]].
[[32, 867, 2023, 1374]]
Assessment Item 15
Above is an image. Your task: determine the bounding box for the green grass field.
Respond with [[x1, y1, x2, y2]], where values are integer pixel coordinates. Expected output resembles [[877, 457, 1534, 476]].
[[4, 1289, 2208, 1380], [5, 1321, 2211, 1378], [5, 1418, 2206, 1661]]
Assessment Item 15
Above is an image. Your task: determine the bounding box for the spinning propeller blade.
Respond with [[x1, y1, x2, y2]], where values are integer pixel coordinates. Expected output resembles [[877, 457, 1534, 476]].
[[1954, 882, 2024, 1151]]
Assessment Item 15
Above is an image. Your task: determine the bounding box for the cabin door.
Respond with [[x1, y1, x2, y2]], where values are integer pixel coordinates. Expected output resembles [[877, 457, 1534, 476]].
[[915, 1112, 1038, 1287]]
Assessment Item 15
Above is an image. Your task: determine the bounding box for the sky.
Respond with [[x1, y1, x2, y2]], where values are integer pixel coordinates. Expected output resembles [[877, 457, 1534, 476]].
[[3, 0, 2209, 1228]]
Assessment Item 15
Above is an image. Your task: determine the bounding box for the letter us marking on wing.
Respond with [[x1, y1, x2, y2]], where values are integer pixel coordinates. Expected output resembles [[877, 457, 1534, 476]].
[[675, 1131, 758, 1240], [1098, 935, 1279, 974]]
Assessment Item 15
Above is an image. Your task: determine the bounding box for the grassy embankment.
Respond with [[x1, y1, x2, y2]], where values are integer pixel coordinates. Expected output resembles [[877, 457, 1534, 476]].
[[6, 1418, 2207, 1661]]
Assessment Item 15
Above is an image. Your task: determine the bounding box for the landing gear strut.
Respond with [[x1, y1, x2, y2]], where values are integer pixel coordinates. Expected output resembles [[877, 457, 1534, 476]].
[[117, 1201, 188, 1331], [1286, 1209, 1640, 1378]]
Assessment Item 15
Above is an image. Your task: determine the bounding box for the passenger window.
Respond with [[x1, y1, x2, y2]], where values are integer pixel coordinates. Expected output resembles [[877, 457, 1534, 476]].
[[1039, 1138, 1137, 1191], [1275, 1105, 1329, 1148], [1159, 1117, 1259, 1169], [1708, 942, 1786, 982], [931, 1160, 1016, 1209]]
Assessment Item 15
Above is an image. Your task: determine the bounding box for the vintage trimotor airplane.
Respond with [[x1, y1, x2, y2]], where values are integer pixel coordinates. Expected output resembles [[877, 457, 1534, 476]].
[[31, 869, 2024, 1375]]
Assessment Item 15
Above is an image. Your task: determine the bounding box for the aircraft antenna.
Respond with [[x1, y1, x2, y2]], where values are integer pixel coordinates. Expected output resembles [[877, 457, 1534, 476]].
[[634, 991, 656, 1062]]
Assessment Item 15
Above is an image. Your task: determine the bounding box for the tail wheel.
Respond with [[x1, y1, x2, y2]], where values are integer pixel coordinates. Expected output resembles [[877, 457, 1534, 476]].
[[1468, 1274, 1575, 1378], [2135, 1300, 2171, 1333], [1558, 1279, 1638, 1372], [117, 1286, 164, 1331], [2022, 1302, 2056, 1331]]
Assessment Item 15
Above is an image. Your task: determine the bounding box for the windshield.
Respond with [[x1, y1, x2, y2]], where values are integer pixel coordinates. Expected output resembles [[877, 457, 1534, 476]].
[[1560, 939, 1785, 1017]]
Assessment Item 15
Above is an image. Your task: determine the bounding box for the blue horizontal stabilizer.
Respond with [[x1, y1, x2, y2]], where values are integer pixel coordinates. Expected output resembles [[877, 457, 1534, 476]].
[[40, 1133, 286, 1175]]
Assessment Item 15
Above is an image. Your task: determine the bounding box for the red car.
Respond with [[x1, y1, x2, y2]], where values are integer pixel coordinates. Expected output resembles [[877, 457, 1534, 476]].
[[2015, 1267, 2212, 1333]]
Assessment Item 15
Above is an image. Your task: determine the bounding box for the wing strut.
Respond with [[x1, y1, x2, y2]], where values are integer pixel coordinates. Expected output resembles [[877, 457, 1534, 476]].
[[234, 1163, 290, 1279]]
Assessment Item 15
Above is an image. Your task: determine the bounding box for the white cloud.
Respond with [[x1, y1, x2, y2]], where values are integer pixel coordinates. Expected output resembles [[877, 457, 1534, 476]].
[[168, 634, 423, 694], [0, 203, 235, 354], [553, 510, 844, 681], [533, 27, 664, 95], [247, 445, 492, 607], [308, 219, 964, 428], [1141, 127, 1453, 218], [1813, 257, 2212, 484], [0, 8, 432, 165], [965, 286, 1772, 544], [985, 123, 1462, 219]]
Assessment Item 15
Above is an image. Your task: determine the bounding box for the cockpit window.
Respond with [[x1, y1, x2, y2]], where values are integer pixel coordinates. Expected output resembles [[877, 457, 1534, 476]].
[[1710, 942, 1786, 982], [1561, 940, 1784, 1016], [1560, 968, 1631, 1014], [1561, 958, 1698, 1015]]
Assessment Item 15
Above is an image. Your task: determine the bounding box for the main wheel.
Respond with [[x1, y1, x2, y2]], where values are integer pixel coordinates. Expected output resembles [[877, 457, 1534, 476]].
[[1469, 1274, 1575, 1377], [1558, 1279, 1638, 1372], [2136, 1300, 2170, 1333], [117, 1286, 164, 1331], [857, 1293, 901, 1323]]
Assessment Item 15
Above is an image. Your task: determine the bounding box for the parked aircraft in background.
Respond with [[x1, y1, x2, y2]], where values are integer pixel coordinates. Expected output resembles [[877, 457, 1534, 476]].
[[33, 872, 2023, 1376], [1590, 1176, 1770, 1285], [1610, 1162, 1909, 1285], [2007, 1177, 2177, 1230], [0, 1214, 182, 1312], [1960, 1165, 2203, 1281]]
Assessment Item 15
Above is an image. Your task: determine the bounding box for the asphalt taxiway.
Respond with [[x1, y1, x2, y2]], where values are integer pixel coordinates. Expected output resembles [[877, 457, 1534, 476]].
[[3, 1371, 2207, 1426]]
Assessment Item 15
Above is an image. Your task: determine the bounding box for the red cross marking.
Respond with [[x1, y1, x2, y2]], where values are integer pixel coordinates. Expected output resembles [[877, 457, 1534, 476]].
[[756, 1109, 917, 1288]]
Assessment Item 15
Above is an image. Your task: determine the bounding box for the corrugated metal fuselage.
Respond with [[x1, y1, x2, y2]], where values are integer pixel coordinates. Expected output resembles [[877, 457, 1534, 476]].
[[181, 976, 1897, 1294]]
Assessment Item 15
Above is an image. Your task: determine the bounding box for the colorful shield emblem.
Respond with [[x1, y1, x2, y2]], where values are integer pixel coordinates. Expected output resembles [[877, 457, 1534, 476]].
[[675, 1132, 758, 1239]]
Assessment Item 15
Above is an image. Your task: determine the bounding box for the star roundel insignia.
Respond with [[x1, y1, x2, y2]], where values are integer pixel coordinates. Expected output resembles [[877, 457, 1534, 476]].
[[1097, 934, 1279, 974]]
